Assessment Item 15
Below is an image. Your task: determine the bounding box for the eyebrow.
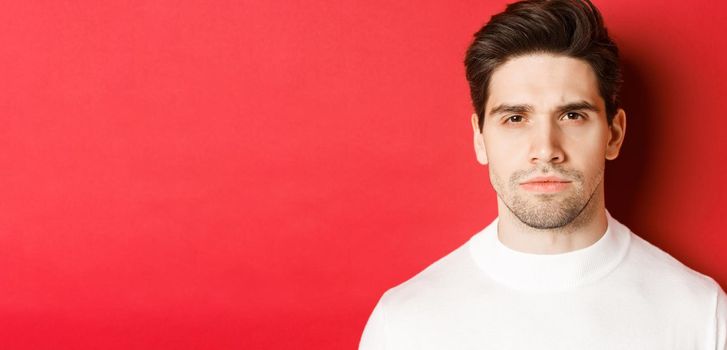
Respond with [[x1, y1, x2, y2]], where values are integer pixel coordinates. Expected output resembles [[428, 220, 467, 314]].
[[487, 100, 600, 117], [487, 104, 533, 117], [555, 101, 600, 115]]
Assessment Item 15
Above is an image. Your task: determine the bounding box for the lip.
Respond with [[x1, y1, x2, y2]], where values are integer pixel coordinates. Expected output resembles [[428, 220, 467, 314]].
[[519, 176, 572, 193]]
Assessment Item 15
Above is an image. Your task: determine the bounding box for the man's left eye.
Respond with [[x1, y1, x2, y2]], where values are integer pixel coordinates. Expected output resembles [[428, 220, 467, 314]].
[[563, 112, 584, 120]]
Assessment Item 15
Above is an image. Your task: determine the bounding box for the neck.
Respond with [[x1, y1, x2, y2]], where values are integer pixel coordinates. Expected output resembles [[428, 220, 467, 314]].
[[495, 187, 608, 254]]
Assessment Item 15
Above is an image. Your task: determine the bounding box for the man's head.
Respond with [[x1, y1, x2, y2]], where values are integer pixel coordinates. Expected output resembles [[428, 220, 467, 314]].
[[466, 0, 622, 131], [465, 0, 626, 229]]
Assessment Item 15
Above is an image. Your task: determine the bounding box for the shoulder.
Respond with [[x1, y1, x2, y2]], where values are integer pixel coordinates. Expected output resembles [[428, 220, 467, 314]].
[[359, 237, 490, 349], [622, 229, 724, 315], [625, 231, 727, 343], [377, 237, 487, 310], [628, 231, 719, 292]]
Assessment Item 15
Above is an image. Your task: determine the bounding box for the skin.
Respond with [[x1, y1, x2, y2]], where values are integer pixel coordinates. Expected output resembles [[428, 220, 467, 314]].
[[471, 53, 626, 254]]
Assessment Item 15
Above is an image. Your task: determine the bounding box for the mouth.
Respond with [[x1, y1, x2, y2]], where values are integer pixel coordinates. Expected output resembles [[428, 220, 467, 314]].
[[519, 176, 572, 193]]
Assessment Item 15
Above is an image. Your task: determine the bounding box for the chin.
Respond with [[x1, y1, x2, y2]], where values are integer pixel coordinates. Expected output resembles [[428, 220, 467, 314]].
[[509, 198, 587, 229]]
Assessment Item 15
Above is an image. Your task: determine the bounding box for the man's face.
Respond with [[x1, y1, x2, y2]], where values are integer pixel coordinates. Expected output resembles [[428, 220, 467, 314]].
[[471, 54, 625, 229]]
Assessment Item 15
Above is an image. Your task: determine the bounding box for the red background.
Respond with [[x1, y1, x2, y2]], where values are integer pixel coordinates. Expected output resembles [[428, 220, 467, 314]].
[[1, 0, 725, 348]]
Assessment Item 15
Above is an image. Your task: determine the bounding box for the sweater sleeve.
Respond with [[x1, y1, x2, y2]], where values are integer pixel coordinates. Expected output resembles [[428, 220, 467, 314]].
[[359, 294, 388, 350], [717, 286, 727, 350]]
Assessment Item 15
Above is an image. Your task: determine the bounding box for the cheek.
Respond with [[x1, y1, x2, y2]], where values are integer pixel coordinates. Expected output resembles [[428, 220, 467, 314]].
[[484, 132, 526, 162], [563, 127, 609, 164], [484, 140, 518, 176], [565, 141, 607, 186], [485, 151, 521, 190]]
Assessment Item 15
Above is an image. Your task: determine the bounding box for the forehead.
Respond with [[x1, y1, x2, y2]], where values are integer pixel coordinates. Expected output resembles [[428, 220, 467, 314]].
[[486, 54, 603, 113]]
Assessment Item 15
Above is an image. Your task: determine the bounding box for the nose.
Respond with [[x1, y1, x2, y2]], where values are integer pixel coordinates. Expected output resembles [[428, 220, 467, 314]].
[[528, 120, 565, 165]]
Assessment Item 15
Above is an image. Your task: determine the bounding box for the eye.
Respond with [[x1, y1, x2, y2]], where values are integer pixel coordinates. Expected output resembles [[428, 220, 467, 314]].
[[505, 115, 524, 123], [562, 112, 585, 121]]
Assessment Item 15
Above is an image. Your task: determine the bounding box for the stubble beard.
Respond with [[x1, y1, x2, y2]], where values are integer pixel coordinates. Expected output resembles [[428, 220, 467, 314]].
[[491, 164, 603, 230]]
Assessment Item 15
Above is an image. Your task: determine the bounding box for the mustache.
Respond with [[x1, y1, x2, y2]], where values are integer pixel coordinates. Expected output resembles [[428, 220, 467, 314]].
[[509, 164, 584, 184]]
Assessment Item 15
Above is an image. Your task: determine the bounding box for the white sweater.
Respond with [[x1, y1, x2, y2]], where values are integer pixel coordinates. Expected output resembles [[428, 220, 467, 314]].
[[360, 213, 727, 349]]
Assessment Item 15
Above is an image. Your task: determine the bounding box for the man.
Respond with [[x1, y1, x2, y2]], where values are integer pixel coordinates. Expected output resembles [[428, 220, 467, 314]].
[[359, 0, 727, 349]]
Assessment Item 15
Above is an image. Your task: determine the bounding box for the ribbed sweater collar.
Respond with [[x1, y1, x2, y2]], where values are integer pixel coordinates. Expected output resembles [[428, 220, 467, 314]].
[[468, 211, 631, 292]]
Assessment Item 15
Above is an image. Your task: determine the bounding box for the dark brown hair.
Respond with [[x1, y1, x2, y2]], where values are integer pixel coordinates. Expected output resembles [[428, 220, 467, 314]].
[[465, 0, 622, 131]]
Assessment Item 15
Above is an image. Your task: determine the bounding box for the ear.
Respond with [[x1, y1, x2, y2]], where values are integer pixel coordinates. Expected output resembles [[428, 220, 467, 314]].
[[605, 108, 627, 160], [471, 113, 488, 165]]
